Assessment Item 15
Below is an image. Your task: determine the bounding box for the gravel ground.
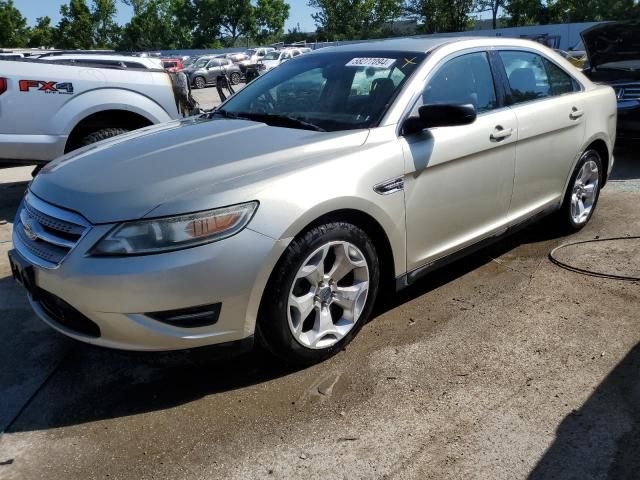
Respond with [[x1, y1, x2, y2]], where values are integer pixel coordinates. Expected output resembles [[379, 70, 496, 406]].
[[0, 147, 638, 480]]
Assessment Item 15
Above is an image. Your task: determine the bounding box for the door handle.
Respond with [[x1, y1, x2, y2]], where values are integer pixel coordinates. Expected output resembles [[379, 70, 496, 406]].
[[570, 107, 584, 120], [490, 126, 513, 141]]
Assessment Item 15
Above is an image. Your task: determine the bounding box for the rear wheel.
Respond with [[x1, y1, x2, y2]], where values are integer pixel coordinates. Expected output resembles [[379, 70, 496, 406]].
[[193, 76, 206, 89], [257, 222, 380, 365], [556, 149, 603, 232], [230, 72, 241, 85], [80, 127, 129, 147]]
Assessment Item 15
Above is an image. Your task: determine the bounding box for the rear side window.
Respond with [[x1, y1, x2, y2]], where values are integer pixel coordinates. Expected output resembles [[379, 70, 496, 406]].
[[543, 58, 579, 95], [499, 51, 551, 104], [418, 51, 498, 114]]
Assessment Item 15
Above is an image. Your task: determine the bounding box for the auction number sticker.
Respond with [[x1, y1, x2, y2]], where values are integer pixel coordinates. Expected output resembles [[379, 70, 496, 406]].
[[346, 57, 396, 68]]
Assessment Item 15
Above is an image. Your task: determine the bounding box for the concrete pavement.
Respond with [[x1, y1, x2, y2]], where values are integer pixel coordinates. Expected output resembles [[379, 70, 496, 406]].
[[0, 152, 638, 480]]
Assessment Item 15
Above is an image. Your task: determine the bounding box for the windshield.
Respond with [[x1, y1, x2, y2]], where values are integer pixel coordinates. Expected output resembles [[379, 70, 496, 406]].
[[264, 51, 281, 60], [220, 51, 426, 132], [194, 58, 210, 68]]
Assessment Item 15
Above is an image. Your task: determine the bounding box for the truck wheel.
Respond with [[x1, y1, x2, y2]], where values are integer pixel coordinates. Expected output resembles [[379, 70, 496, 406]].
[[194, 76, 206, 89], [80, 128, 129, 147], [230, 72, 241, 85]]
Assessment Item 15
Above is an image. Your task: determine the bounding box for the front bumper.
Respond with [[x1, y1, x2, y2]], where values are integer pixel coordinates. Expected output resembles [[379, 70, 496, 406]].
[[14, 218, 278, 351]]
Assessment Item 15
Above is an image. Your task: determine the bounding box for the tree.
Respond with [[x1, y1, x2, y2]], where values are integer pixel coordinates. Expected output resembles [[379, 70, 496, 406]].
[[504, 0, 545, 26], [0, 0, 29, 47], [119, 0, 192, 51], [308, 0, 403, 40], [28, 16, 56, 48], [55, 0, 95, 49], [406, 0, 473, 33], [219, 0, 255, 46], [474, 0, 505, 29], [92, 0, 120, 48], [546, 0, 639, 22], [191, 0, 223, 48], [255, 0, 290, 41]]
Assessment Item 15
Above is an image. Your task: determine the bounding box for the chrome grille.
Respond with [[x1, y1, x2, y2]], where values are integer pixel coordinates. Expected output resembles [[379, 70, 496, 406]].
[[13, 192, 90, 268], [616, 85, 640, 100]]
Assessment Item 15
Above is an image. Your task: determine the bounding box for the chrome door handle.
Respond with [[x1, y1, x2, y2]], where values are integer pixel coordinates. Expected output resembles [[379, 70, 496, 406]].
[[490, 127, 513, 141], [570, 108, 584, 120]]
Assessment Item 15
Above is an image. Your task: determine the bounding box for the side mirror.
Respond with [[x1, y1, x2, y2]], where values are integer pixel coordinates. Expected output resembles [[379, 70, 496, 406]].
[[402, 104, 477, 136]]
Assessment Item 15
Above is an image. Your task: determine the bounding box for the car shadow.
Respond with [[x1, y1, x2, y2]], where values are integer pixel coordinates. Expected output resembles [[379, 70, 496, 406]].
[[0, 180, 29, 225], [610, 143, 640, 181], [4, 216, 568, 434], [528, 342, 640, 479]]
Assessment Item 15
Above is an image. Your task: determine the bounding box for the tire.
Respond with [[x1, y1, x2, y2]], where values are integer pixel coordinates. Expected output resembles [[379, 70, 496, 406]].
[[257, 222, 380, 365], [80, 128, 129, 147], [556, 148, 603, 233], [230, 72, 241, 85], [193, 76, 206, 89]]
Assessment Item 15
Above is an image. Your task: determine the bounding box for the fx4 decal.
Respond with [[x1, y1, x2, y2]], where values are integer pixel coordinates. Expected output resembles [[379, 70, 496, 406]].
[[19, 80, 74, 95]]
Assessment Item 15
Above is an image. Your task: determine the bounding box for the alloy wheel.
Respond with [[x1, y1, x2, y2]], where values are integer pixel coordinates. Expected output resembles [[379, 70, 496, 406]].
[[570, 157, 600, 225], [287, 241, 370, 349]]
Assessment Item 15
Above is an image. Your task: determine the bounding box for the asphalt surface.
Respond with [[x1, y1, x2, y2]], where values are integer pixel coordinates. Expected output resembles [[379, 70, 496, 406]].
[[0, 147, 639, 480]]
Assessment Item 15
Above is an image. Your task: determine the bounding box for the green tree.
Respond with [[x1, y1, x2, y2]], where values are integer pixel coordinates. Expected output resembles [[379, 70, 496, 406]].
[[191, 0, 223, 47], [0, 0, 29, 47], [406, 0, 473, 33], [474, 0, 506, 29], [255, 0, 290, 41], [92, 0, 121, 48], [55, 0, 95, 49], [119, 0, 192, 51], [547, 0, 639, 22], [309, 0, 403, 40], [28, 16, 56, 48], [218, 0, 255, 46], [504, 0, 546, 26]]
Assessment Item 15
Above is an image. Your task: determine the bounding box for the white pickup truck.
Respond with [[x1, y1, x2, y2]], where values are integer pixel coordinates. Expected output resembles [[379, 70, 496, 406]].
[[0, 59, 196, 165]]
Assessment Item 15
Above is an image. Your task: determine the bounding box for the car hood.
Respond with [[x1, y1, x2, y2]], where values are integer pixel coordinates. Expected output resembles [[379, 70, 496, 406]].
[[581, 21, 640, 70], [31, 117, 369, 224]]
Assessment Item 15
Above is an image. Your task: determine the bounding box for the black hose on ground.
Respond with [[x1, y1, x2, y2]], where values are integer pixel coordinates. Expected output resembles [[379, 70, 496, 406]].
[[548, 236, 640, 282]]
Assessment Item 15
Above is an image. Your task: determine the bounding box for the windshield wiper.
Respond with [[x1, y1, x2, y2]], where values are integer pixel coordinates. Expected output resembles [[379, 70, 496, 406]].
[[231, 112, 326, 132], [207, 108, 239, 119]]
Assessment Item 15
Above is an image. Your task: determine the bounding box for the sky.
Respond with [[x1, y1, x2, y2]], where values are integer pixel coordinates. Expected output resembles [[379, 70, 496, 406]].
[[13, 0, 318, 32]]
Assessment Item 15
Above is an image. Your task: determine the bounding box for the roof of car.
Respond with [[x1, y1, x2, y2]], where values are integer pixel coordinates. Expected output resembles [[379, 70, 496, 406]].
[[44, 54, 158, 64], [319, 35, 562, 55]]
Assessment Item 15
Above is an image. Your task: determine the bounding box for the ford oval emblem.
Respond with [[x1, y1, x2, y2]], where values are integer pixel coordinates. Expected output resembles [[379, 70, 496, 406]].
[[23, 219, 39, 241]]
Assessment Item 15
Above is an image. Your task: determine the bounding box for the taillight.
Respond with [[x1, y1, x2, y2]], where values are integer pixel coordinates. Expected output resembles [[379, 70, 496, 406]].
[[0, 77, 7, 95]]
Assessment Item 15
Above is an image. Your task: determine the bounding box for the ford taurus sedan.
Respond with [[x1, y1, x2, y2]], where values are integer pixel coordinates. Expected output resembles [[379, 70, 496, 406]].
[[10, 37, 617, 365]]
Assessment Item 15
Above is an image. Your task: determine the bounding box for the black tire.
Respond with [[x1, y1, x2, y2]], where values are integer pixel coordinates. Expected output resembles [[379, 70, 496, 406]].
[[556, 148, 603, 233], [193, 76, 206, 89], [257, 222, 380, 365], [230, 72, 241, 85], [80, 128, 129, 147]]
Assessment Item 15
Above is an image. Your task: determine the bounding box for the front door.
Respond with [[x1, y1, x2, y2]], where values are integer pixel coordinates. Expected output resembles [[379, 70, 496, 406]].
[[401, 51, 518, 271]]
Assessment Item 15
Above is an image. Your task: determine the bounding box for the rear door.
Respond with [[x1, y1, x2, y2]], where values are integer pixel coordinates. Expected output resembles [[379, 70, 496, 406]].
[[496, 50, 586, 219]]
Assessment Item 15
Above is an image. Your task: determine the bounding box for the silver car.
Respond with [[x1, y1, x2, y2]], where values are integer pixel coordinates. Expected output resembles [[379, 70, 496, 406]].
[[10, 37, 617, 364]]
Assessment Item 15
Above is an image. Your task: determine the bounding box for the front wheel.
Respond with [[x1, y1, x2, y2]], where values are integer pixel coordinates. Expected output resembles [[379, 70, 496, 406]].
[[257, 222, 380, 365], [556, 149, 603, 232], [193, 76, 206, 89]]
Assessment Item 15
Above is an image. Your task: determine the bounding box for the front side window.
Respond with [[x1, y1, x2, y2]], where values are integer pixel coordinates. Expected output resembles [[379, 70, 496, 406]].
[[413, 51, 498, 115], [499, 51, 551, 104], [219, 51, 426, 131], [264, 52, 280, 60]]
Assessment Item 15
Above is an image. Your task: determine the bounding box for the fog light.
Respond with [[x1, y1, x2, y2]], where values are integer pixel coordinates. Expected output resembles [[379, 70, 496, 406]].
[[147, 303, 221, 328]]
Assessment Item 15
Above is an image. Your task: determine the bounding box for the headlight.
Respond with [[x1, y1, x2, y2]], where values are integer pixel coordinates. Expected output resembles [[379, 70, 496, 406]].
[[90, 202, 258, 256]]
